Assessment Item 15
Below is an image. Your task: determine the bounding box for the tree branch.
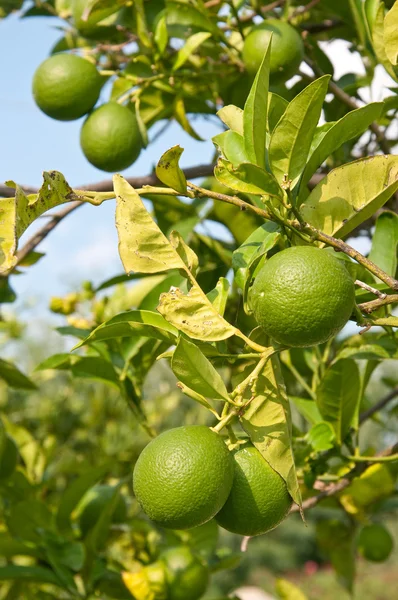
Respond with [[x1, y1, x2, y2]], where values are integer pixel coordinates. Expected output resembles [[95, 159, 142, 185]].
[[359, 387, 398, 425], [358, 294, 398, 314]]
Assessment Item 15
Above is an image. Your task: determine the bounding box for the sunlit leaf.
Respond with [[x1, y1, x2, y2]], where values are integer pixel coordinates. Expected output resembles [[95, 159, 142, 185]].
[[384, 1, 398, 65], [214, 158, 282, 197], [217, 104, 244, 135], [155, 146, 187, 194], [173, 31, 211, 70], [368, 210, 398, 278]]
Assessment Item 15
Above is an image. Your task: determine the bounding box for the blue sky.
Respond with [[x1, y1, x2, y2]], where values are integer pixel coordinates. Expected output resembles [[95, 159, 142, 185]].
[[0, 13, 222, 318]]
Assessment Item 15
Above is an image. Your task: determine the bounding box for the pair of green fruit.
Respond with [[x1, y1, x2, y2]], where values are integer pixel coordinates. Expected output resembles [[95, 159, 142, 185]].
[[133, 425, 292, 537], [32, 53, 142, 172]]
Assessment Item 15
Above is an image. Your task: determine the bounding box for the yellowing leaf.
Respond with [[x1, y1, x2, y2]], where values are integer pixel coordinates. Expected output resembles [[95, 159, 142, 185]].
[[384, 1, 398, 65], [172, 31, 211, 71], [155, 145, 187, 194], [217, 104, 244, 135], [240, 355, 301, 507], [276, 578, 308, 600]]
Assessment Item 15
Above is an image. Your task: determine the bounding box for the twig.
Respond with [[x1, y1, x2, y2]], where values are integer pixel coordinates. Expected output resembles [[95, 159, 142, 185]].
[[3, 164, 215, 270], [187, 182, 272, 220], [289, 0, 321, 20], [301, 19, 342, 34], [355, 279, 387, 299], [359, 387, 398, 424], [358, 294, 398, 314]]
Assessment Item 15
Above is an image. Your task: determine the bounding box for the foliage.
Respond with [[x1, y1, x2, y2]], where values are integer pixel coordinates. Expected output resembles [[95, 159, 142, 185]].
[[1, 0, 398, 598]]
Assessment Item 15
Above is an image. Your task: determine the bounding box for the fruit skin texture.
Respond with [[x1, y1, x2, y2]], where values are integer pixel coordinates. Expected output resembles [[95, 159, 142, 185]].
[[250, 246, 355, 348], [76, 484, 127, 536], [160, 546, 209, 600], [242, 19, 304, 83], [358, 523, 394, 562], [80, 102, 142, 172], [133, 426, 234, 530], [32, 54, 102, 121], [215, 444, 292, 536], [0, 436, 18, 480]]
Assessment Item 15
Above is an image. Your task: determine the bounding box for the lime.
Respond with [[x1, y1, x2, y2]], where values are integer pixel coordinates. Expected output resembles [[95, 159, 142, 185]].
[[133, 426, 234, 530], [250, 246, 355, 347], [76, 484, 127, 536], [80, 102, 142, 172], [242, 19, 304, 83], [215, 444, 292, 536], [358, 523, 394, 562], [161, 546, 209, 600], [0, 436, 18, 480], [32, 53, 102, 121]]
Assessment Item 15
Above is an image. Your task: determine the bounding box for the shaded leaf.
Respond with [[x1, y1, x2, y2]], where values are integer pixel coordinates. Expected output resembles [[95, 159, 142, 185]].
[[368, 210, 398, 278], [232, 222, 280, 291], [268, 92, 288, 133], [0, 358, 36, 390], [269, 76, 330, 186], [36, 355, 120, 389], [206, 277, 229, 316], [384, 1, 398, 65], [300, 155, 398, 239], [172, 337, 229, 401], [0, 565, 63, 587], [174, 96, 204, 141], [316, 359, 361, 443]]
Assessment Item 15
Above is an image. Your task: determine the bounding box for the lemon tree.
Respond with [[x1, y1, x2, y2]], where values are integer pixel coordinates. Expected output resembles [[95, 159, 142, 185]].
[[1, 1, 398, 599]]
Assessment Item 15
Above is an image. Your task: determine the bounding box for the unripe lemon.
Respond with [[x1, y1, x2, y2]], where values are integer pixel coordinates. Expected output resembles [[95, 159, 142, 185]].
[[133, 426, 234, 530], [32, 54, 102, 121], [216, 444, 292, 536], [250, 246, 355, 347], [80, 102, 142, 172], [161, 546, 209, 600], [242, 19, 304, 83], [358, 523, 394, 562], [76, 484, 127, 536]]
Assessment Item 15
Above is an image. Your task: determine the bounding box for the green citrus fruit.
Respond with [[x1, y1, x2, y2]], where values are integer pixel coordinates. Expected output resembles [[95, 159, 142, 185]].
[[358, 523, 394, 562], [0, 436, 18, 480], [32, 53, 102, 121], [80, 102, 142, 172], [161, 546, 209, 600], [77, 484, 127, 535], [250, 246, 355, 347], [72, 0, 120, 39], [133, 426, 234, 530], [215, 444, 292, 536], [242, 19, 304, 83]]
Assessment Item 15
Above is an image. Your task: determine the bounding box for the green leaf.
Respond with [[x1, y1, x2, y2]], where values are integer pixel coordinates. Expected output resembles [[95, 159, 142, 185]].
[[243, 38, 271, 169], [56, 465, 109, 533], [0, 533, 41, 559], [316, 359, 361, 444], [368, 210, 398, 278], [289, 396, 322, 425], [299, 102, 384, 199], [85, 484, 124, 552], [372, 3, 398, 81], [73, 311, 178, 348], [166, 0, 218, 36], [6, 500, 54, 544], [363, 0, 381, 34], [176, 382, 219, 416], [212, 130, 249, 166], [232, 223, 280, 290], [157, 283, 238, 342], [173, 31, 211, 70], [217, 104, 243, 135], [336, 344, 393, 361], [306, 421, 335, 452], [36, 355, 120, 389], [240, 354, 301, 506], [384, 1, 398, 65], [0, 565, 63, 587], [300, 155, 398, 239], [275, 578, 308, 600], [269, 76, 330, 187], [172, 337, 229, 401], [154, 14, 168, 54], [155, 146, 187, 194], [0, 172, 81, 274], [0, 358, 36, 390], [206, 277, 229, 317], [268, 92, 288, 133], [114, 175, 195, 274], [214, 159, 282, 197], [174, 96, 204, 141]]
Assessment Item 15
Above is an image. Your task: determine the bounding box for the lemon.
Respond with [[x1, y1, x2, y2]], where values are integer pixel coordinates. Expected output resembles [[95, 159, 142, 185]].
[[133, 426, 234, 530], [32, 53, 102, 121], [250, 246, 355, 347], [161, 546, 209, 600], [80, 102, 142, 172], [358, 523, 394, 562], [215, 444, 292, 536], [242, 19, 304, 83]]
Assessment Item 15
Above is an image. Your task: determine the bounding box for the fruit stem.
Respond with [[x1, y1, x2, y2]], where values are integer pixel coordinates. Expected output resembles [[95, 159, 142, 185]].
[[212, 409, 238, 433]]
